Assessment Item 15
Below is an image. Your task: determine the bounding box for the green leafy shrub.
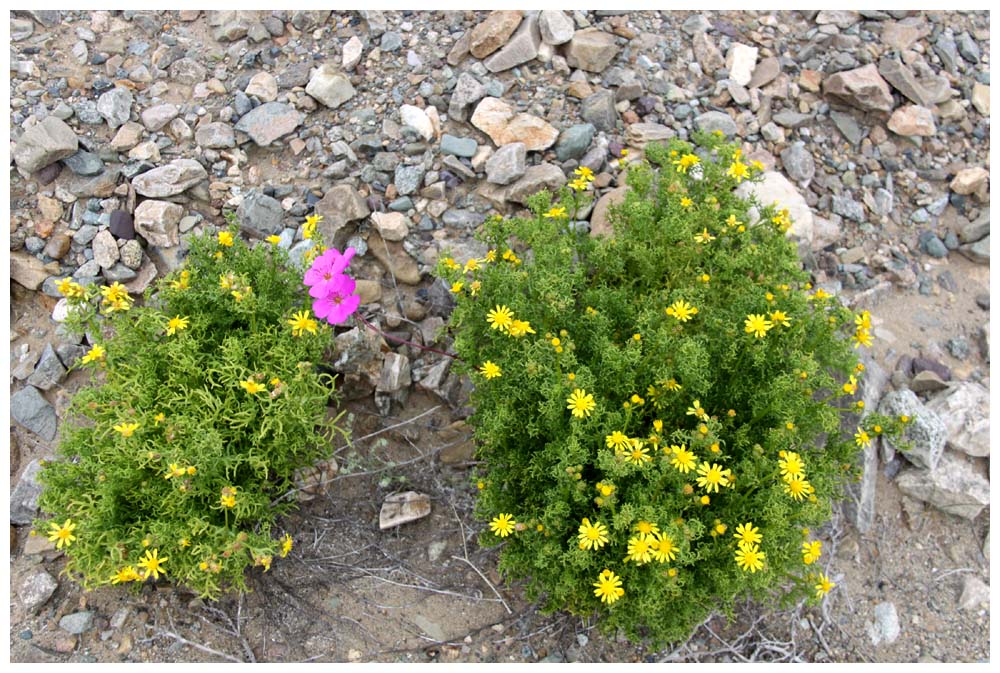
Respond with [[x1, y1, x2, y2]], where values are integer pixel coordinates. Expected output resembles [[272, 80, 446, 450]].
[[36, 219, 343, 599], [437, 133, 906, 645]]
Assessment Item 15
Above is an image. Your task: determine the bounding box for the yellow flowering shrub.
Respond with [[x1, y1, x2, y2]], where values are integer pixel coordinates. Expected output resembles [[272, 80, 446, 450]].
[[36, 216, 344, 599], [437, 132, 906, 645]]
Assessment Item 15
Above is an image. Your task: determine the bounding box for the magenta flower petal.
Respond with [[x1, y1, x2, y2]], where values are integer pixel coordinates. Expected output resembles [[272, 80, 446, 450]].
[[309, 272, 349, 299], [303, 249, 341, 287], [331, 247, 356, 274], [327, 293, 361, 324], [312, 294, 335, 321]]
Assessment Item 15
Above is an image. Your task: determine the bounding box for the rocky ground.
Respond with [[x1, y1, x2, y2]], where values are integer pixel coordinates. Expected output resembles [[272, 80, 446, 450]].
[[8, 9, 990, 663]]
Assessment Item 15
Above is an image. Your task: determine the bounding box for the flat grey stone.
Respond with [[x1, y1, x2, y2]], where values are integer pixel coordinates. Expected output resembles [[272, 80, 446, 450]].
[[59, 611, 95, 635], [440, 134, 478, 158], [580, 89, 617, 132], [11, 387, 57, 442], [895, 450, 989, 520], [13, 116, 79, 173], [555, 123, 594, 161], [131, 159, 207, 198], [694, 110, 737, 136], [234, 102, 302, 146], [61, 150, 104, 176], [486, 142, 527, 185], [236, 190, 284, 238], [26, 344, 66, 392], [96, 87, 133, 129], [10, 459, 47, 525], [20, 571, 59, 613], [867, 602, 900, 646]]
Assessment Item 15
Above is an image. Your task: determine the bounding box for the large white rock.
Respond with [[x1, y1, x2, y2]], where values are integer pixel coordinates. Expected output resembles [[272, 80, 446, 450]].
[[539, 10, 574, 45], [895, 451, 990, 520], [726, 43, 759, 87], [342, 35, 363, 70], [925, 382, 990, 457], [399, 105, 433, 141], [735, 171, 814, 246], [305, 64, 355, 109]]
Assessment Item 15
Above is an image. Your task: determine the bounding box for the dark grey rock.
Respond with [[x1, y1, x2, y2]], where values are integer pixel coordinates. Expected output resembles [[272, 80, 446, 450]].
[[442, 209, 486, 229], [234, 102, 302, 146], [59, 611, 95, 635], [10, 459, 47, 525], [555, 123, 595, 161], [934, 35, 960, 73], [276, 62, 311, 89], [694, 110, 737, 136], [958, 235, 989, 264], [780, 143, 815, 183], [26, 344, 67, 392], [62, 150, 104, 176], [11, 386, 58, 441], [921, 233, 948, 258], [103, 263, 138, 283], [74, 100, 105, 125], [831, 195, 865, 222], [394, 164, 426, 196], [440, 135, 478, 158], [772, 111, 811, 128], [879, 58, 934, 108], [830, 110, 864, 145], [237, 190, 284, 237], [380, 31, 402, 52], [108, 210, 135, 239], [580, 89, 617, 132], [956, 32, 980, 63]]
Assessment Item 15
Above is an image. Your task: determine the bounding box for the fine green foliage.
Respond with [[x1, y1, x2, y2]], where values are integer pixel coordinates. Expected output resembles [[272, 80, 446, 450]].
[[437, 133, 906, 646], [37, 220, 342, 599]]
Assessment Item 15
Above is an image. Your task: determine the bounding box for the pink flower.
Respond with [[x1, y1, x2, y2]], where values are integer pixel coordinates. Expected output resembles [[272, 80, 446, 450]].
[[304, 247, 356, 298], [312, 274, 360, 325]]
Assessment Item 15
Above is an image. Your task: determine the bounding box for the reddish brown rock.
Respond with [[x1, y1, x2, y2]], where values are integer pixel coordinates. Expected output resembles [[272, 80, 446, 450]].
[[823, 64, 894, 114], [469, 10, 523, 59], [470, 97, 558, 152], [887, 105, 936, 137]]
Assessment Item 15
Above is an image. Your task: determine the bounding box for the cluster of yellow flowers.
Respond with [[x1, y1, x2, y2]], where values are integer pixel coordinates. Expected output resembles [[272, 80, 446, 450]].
[[568, 165, 595, 192], [100, 281, 134, 314], [445, 247, 521, 297], [778, 450, 816, 502], [56, 277, 88, 301], [484, 304, 535, 340], [852, 310, 874, 348], [733, 522, 765, 572]]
